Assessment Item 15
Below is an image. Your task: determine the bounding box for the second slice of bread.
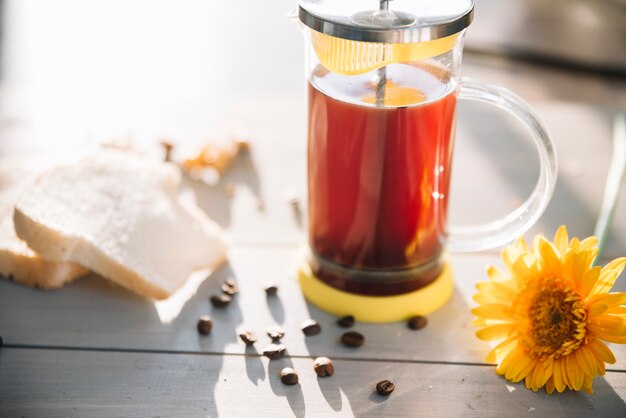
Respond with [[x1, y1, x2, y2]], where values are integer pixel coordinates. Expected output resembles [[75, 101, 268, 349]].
[[1, 161, 88, 289], [14, 150, 228, 300]]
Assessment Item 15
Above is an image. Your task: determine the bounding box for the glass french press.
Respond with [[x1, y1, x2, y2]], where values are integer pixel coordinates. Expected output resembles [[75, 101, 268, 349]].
[[295, 0, 557, 322]]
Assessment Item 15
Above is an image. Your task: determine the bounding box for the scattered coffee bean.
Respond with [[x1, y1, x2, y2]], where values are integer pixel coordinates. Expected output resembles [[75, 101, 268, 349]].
[[265, 285, 278, 296], [262, 343, 286, 360], [376, 380, 395, 396], [224, 277, 237, 288], [336, 315, 355, 328], [239, 331, 257, 346], [341, 331, 365, 347], [407, 316, 428, 330], [196, 316, 213, 335], [301, 319, 321, 336], [266, 328, 285, 341], [210, 294, 232, 308], [313, 357, 334, 377], [280, 367, 299, 385], [221, 283, 238, 296]]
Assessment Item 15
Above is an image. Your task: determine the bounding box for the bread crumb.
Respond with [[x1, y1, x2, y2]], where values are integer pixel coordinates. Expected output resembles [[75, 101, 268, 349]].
[[181, 138, 249, 175]]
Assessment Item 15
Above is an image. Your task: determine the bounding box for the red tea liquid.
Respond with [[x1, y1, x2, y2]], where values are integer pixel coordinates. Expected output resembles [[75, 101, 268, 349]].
[[307, 63, 457, 294]]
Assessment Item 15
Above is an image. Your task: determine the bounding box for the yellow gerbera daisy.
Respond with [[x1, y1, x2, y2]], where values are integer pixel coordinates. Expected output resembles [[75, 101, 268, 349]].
[[472, 226, 626, 394]]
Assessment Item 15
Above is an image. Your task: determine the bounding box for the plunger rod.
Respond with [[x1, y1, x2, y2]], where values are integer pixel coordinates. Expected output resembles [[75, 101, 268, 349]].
[[375, 0, 390, 106]]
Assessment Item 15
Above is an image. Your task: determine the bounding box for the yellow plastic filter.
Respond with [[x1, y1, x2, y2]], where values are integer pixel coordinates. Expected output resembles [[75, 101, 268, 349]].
[[298, 258, 455, 323], [312, 31, 458, 76]]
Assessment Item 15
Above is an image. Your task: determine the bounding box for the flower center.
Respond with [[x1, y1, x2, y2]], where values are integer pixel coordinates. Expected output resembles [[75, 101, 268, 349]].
[[526, 278, 586, 359]]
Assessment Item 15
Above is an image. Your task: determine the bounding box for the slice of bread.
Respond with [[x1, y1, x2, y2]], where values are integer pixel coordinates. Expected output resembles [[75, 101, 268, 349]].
[[0, 162, 89, 289], [13, 150, 228, 300]]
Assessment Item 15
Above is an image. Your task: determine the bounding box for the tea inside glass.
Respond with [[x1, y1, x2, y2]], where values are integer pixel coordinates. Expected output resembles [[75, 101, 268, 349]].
[[307, 55, 459, 295]]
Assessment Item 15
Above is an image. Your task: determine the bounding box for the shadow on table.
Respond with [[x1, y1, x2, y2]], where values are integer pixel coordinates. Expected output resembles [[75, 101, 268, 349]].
[[190, 145, 263, 229], [300, 286, 478, 416], [299, 280, 626, 417], [267, 355, 306, 418]]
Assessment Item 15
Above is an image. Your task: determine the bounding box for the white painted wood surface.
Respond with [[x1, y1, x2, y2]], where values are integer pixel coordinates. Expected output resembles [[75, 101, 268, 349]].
[[2, 250, 626, 371], [1, 348, 625, 417], [1, 1, 625, 416]]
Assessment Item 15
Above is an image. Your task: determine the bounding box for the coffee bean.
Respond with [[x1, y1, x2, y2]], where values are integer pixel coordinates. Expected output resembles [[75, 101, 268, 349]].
[[266, 328, 285, 341], [407, 316, 428, 330], [221, 282, 238, 296], [280, 367, 299, 385], [301, 319, 321, 336], [196, 316, 213, 335], [210, 294, 232, 308], [265, 285, 278, 296], [376, 380, 395, 396], [336, 315, 355, 328], [313, 357, 334, 377], [262, 343, 286, 360], [239, 331, 257, 346], [341, 331, 365, 347], [224, 277, 237, 288]]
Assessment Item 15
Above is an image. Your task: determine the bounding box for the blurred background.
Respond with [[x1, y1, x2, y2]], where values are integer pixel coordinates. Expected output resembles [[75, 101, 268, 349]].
[[0, 0, 624, 152], [0, 0, 625, 255]]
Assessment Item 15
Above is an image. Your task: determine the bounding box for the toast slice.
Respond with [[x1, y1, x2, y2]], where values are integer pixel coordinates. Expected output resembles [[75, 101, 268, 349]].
[[0, 162, 88, 289], [13, 150, 228, 300]]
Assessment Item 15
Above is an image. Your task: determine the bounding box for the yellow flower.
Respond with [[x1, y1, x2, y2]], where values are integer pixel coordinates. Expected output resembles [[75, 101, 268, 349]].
[[472, 226, 626, 394]]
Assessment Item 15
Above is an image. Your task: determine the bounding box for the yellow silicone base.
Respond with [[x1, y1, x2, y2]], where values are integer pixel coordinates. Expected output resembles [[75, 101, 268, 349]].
[[298, 260, 455, 323]]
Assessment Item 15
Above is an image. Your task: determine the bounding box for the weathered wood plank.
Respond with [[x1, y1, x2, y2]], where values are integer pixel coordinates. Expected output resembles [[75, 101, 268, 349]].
[[1, 347, 624, 418], [2, 250, 626, 371]]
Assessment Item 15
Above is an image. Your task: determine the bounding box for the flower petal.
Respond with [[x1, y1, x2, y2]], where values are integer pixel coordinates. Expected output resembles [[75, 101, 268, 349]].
[[486, 265, 509, 282], [588, 293, 626, 311], [578, 345, 597, 377], [567, 351, 585, 390], [588, 302, 608, 319], [590, 257, 626, 295], [579, 266, 601, 299], [473, 292, 503, 305], [472, 304, 514, 321], [497, 347, 523, 376], [513, 357, 538, 383], [506, 353, 533, 382], [560, 356, 571, 388], [514, 236, 529, 252], [589, 316, 626, 340], [545, 376, 556, 395], [485, 337, 517, 364], [588, 339, 617, 365], [552, 359, 566, 393], [608, 306, 626, 316], [525, 361, 551, 392], [476, 281, 516, 301], [580, 236, 598, 251], [476, 323, 514, 341], [603, 257, 626, 277], [582, 375, 594, 394], [565, 354, 583, 390], [553, 225, 569, 256], [538, 238, 562, 276], [591, 270, 619, 296]]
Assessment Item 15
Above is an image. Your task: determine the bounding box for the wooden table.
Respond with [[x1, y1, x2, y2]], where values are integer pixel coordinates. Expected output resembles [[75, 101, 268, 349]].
[[1, 1, 626, 416]]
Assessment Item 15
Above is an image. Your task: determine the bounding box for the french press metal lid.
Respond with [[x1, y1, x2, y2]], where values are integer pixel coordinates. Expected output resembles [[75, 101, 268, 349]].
[[298, 0, 474, 44]]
